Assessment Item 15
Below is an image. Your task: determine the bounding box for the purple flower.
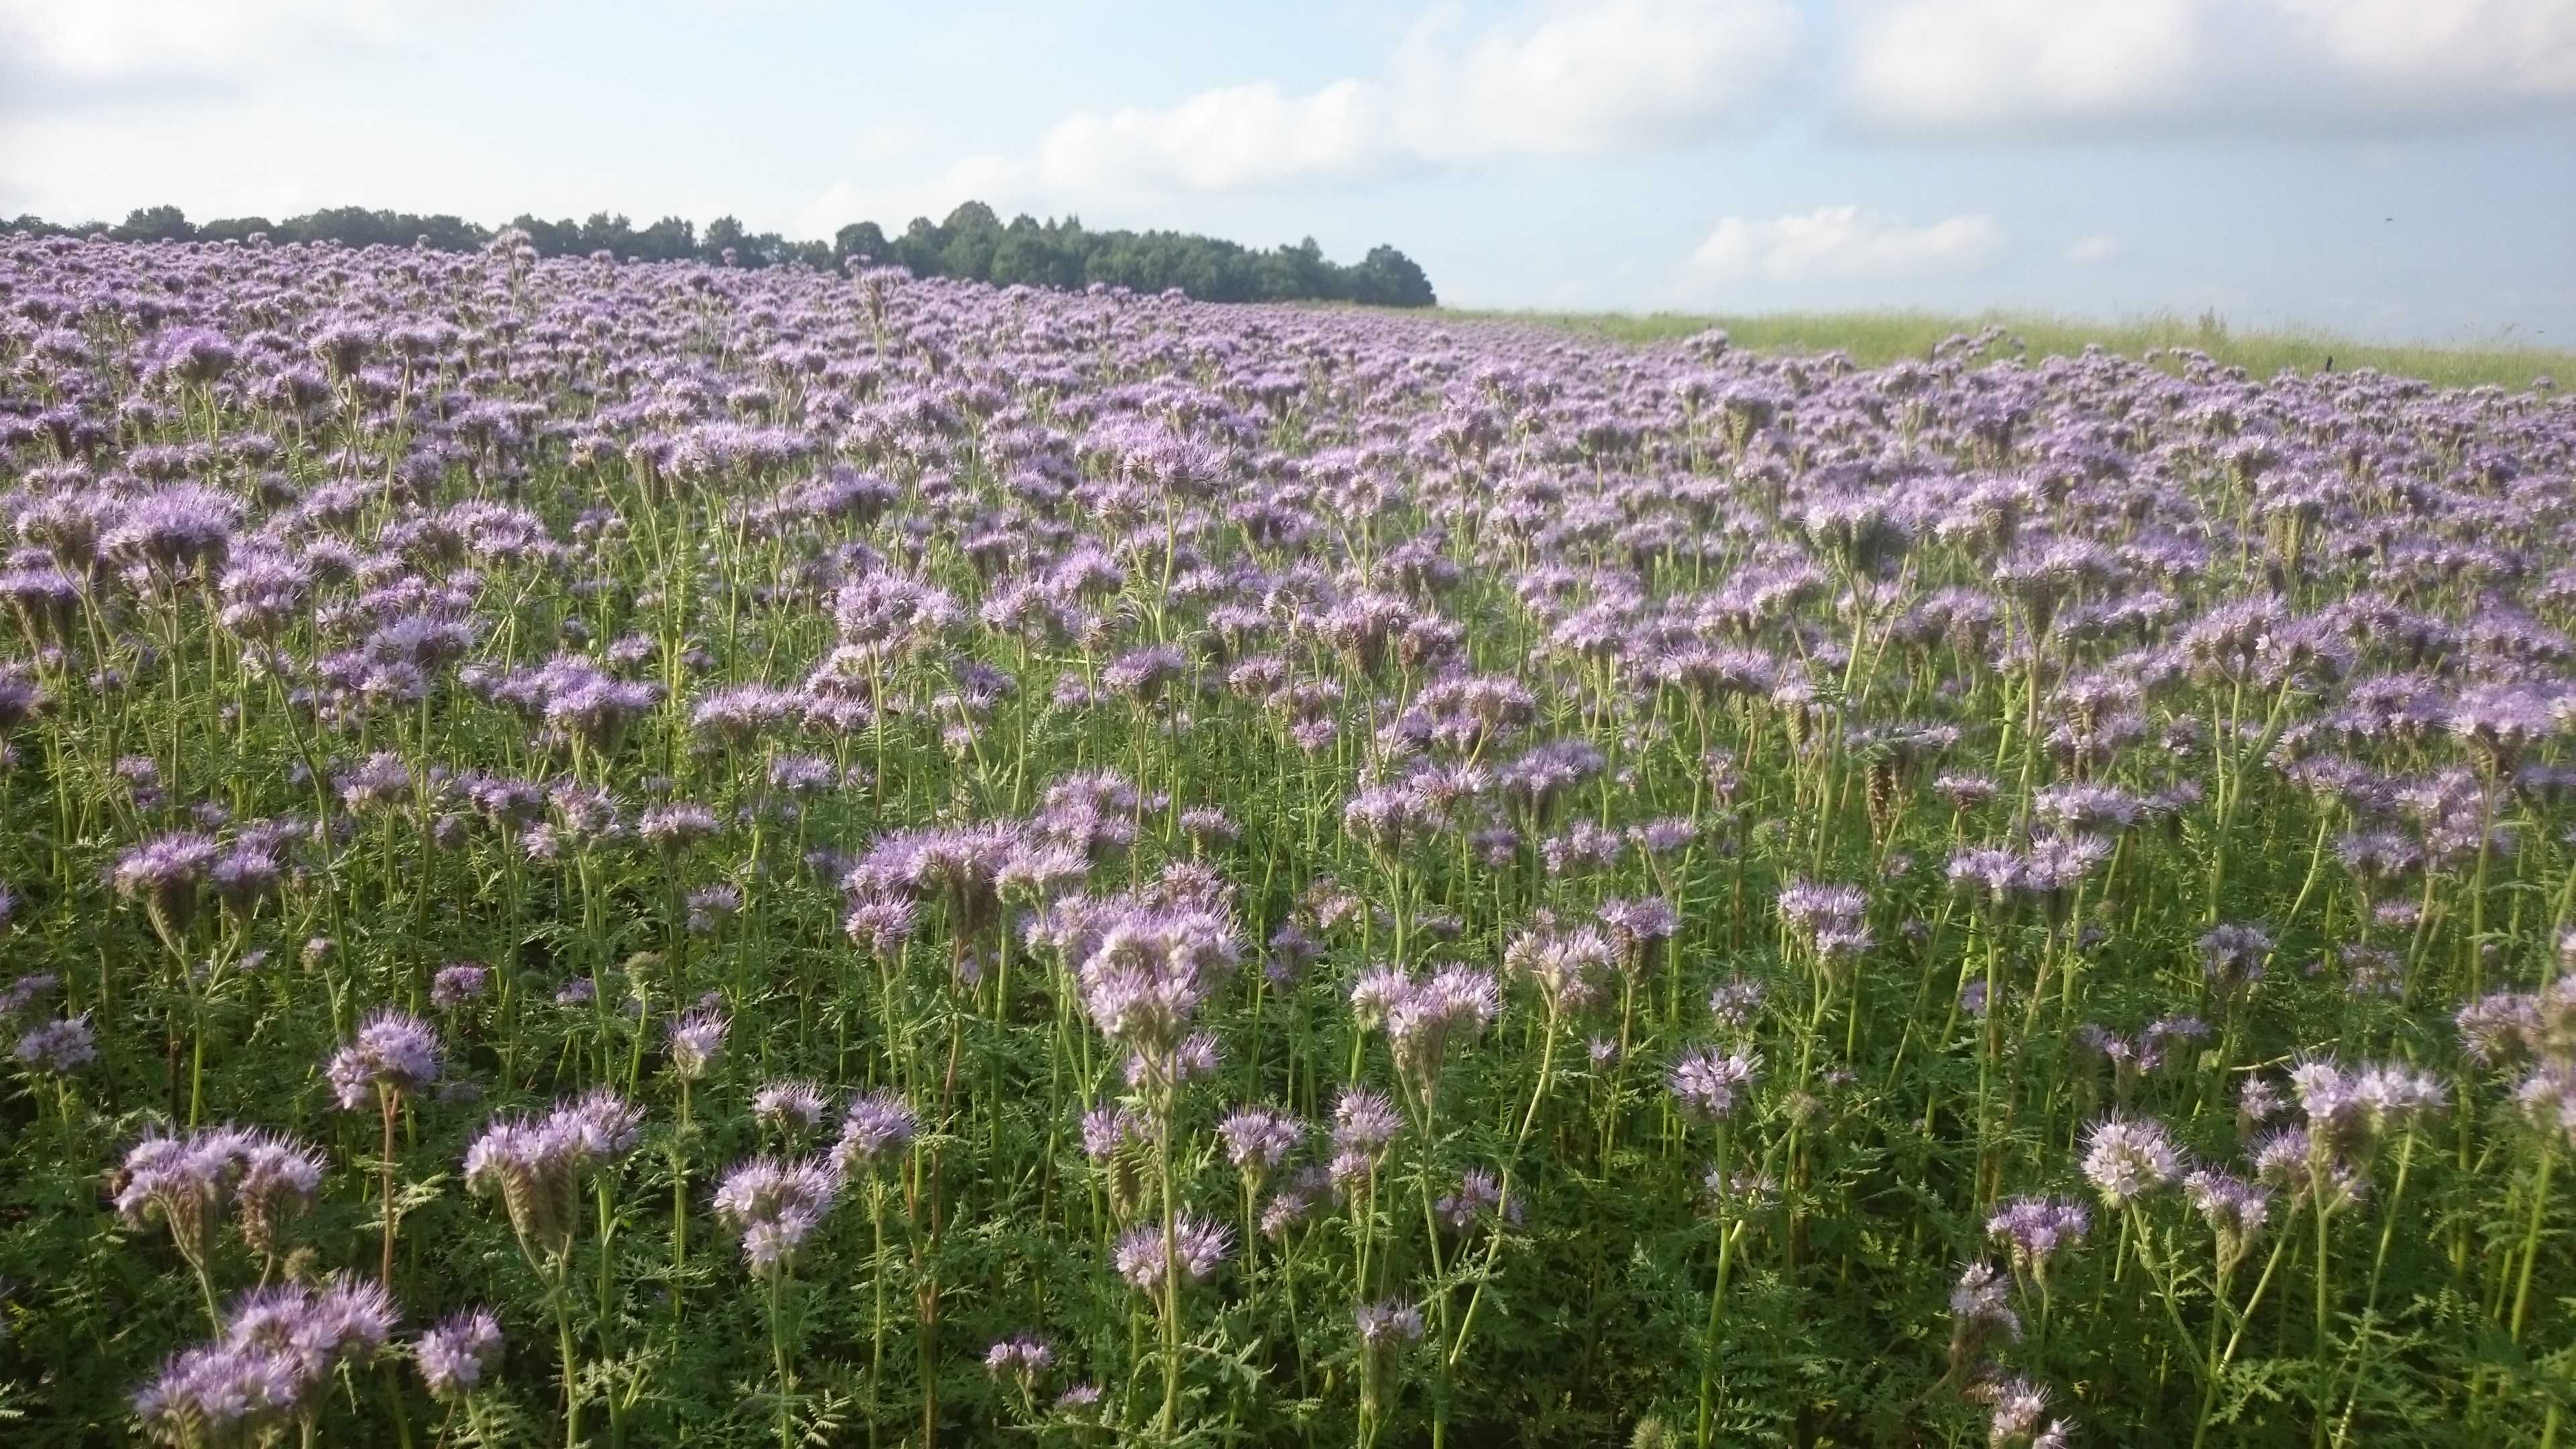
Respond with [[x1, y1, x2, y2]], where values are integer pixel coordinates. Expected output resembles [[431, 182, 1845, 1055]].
[[752, 1080, 831, 1132], [1707, 978, 1765, 1029], [1361, 963, 1501, 1088], [2080, 1116, 2182, 1206], [2182, 1169, 2272, 1270], [133, 1344, 306, 1442], [2457, 991, 2542, 1065], [1668, 1047, 1760, 1122], [464, 1091, 643, 1256], [0, 971, 60, 1022], [1081, 1103, 1145, 1164], [430, 965, 491, 1009], [637, 802, 722, 849], [211, 1130, 319, 1258], [684, 883, 742, 933], [712, 1155, 840, 1275], [1985, 1197, 2090, 1278], [416, 1309, 503, 1399], [1972, 1375, 2069, 1449], [984, 1334, 1056, 1383], [14, 1013, 95, 1074], [1435, 1167, 1519, 1230], [1332, 1090, 1403, 1155], [325, 1011, 442, 1110], [1062, 893, 1242, 1091], [1055, 1382, 1104, 1413], [669, 1009, 729, 1080], [1354, 1299, 1426, 1350], [117, 1127, 256, 1263], [1947, 1261, 2021, 1360], [1113, 1213, 1232, 1291], [113, 831, 220, 926], [1503, 920, 1615, 1014], [337, 752, 413, 813], [1218, 1106, 1305, 1174], [2198, 924, 2274, 989], [835, 1091, 920, 1171]]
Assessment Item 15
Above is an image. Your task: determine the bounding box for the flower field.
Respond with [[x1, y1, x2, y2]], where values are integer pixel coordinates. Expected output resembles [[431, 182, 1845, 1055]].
[[3, 230, 2575, 1447]]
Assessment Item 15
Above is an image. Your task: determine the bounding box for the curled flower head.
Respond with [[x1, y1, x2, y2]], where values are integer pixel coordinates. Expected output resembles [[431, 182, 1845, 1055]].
[[231, 1131, 327, 1258], [113, 831, 220, 928], [2182, 1169, 2271, 1273], [221, 1276, 396, 1383], [1503, 920, 1615, 1014], [464, 1092, 642, 1256], [1971, 1374, 2070, 1449]]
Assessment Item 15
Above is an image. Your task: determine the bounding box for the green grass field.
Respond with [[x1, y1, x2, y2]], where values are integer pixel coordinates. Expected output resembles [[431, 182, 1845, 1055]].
[[1438, 307, 2573, 392]]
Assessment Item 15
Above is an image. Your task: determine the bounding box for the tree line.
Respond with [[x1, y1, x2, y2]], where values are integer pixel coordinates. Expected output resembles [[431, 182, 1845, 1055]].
[[3, 201, 1436, 307]]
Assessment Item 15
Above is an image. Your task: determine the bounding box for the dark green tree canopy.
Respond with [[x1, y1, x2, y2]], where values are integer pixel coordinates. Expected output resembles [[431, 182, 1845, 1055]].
[[8, 201, 1436, 307]]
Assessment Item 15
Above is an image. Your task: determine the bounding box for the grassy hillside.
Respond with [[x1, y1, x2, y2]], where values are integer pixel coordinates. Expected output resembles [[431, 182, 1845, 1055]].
[[1440, 306, 2572, 392]]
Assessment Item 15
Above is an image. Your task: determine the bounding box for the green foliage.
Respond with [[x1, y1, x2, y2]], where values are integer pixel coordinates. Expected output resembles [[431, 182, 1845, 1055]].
[[847, 201, 1437, 306]]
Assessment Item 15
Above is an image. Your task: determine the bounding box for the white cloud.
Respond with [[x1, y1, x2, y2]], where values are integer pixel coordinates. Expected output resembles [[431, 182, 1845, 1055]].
[[1040, 79, 1391, 192], [1688, 206, 2003, 281], [793, 156, 1027, 241], [0, 1, 439, 81], [1401, 0, 1804, 160], [1839, 0, 2202, 134], [1837, 0, 2576, 136], [1033, 0, 1803, 194], [2272, 0, 2576, 97], [2066, 233, 2118, 262]]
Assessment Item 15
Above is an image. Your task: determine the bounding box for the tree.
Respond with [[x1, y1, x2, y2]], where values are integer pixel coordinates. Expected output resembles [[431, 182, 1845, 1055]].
[[113, 205, 195, 242], [1352, 246, 1436, 308], [635, 217, 696, 261], [700, 215, 749, 264], [834, 221, 888, 264]]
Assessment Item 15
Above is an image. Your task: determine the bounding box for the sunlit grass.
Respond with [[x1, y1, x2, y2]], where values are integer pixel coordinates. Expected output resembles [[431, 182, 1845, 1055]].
[[1438, 307, 2573, 391]]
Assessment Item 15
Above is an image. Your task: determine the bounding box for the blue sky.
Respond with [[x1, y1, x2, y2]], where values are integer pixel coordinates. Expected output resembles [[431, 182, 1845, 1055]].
[[3, 1, 2571, 342]]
